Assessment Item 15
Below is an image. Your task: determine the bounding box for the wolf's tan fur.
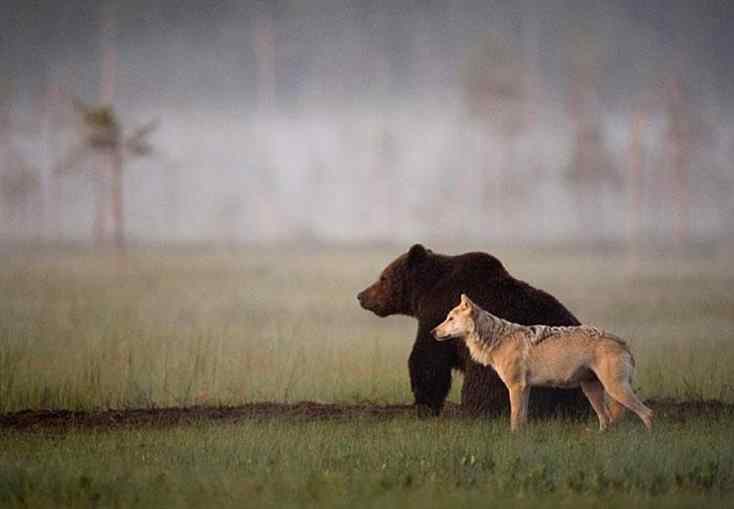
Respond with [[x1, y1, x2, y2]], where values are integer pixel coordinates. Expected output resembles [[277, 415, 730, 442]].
[[432, 294, 653, 432]]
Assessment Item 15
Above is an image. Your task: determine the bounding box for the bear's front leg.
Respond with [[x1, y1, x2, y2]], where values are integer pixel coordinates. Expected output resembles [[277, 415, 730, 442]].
[[408, 339, 455, 417], [460, 359, 509, 416]]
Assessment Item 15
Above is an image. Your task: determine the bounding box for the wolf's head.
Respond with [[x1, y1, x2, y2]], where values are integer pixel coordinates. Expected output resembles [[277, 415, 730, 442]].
[[432, 294, 478, 341]]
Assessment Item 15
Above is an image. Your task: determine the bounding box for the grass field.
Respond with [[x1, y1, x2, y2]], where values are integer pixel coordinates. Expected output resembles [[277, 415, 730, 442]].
[[1, 245, 733, 507]]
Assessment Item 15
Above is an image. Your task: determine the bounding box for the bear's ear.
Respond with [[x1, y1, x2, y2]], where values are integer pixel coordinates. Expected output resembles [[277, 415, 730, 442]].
[[407, 244, 428, 265]]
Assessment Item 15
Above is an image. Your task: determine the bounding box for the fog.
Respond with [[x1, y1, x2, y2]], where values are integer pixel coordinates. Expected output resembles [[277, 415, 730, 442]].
[[2, 0, 733, 246]]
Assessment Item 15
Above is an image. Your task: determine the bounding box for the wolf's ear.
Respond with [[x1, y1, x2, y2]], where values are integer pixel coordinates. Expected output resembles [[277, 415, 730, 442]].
[[407, 244, 428, 265], [461, 294, 477, 311]]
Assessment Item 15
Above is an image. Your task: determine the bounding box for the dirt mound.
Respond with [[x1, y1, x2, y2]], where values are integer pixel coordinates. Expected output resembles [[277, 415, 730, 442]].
[[0, 402, 424, 432], [648, 398, 734, 422], [0, 399, 730, 433]]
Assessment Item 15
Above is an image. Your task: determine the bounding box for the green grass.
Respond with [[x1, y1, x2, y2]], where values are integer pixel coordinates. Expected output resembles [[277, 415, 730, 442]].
[[0, 248, 415, 410], [1, 246, 732, 411], [2, 416, 732, 508], [1, 245, 733, 507]]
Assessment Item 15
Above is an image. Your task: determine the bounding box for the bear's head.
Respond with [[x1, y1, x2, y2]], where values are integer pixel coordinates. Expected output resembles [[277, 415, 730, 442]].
[[357, 244, 431, 317]]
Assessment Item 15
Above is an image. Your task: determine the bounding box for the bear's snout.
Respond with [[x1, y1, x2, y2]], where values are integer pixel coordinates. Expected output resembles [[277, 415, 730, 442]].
[[357, 286, 390, 316], [357, 290, 372, 309], [357, 288, 373, 309]]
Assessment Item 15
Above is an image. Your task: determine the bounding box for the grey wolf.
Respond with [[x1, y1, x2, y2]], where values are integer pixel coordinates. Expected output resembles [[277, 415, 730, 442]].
[[432, 294, 653, 431]]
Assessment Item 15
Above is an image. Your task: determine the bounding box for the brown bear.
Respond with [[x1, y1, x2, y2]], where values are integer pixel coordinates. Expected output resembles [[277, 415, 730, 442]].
[[357, 244, 588, 417]]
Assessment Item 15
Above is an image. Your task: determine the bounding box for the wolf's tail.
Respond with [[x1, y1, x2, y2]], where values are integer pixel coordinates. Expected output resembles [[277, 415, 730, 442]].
[[626, 348, 636, 368], [603, 332, 635, 367]]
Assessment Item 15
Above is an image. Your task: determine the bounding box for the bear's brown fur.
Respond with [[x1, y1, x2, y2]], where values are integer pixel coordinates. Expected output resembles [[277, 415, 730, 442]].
[[357, 244, 589, 417]]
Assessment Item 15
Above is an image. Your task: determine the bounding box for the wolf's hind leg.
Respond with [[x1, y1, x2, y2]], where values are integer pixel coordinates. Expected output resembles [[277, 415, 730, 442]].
[[597, 371, 653, 431], [605, 396, 626, 425], [605, 384, 653, 431], [595, 354, 653, 431], [580, 380, 610, 431]]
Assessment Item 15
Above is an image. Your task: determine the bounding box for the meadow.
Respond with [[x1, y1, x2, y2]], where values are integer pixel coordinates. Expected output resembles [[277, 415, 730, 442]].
[[1, 244, 733, 507]]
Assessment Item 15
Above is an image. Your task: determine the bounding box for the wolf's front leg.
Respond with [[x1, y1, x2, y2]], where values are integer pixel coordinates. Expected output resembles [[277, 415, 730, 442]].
[[508, 384, 530, 431]]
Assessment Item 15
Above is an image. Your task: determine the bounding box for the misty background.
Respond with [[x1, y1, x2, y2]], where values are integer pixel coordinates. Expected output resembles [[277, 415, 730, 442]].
[[2, 0, 733, 247]]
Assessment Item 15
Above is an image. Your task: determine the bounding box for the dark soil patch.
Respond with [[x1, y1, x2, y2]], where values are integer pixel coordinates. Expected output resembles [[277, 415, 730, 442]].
[[648, 398, 734, 423], [0, 399, 731, 433], [0, 402, 425, 432]]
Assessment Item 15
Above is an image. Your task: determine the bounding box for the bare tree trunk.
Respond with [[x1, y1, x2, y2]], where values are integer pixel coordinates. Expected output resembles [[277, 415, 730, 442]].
[[667, 78, 690, 248], [569, 83, 607, 244], [497, 131, 512, 240], [51, 173, 64, 242], [93, 153, 109, 247], [111, 148, 125, 251], [98, 2, 121, 252], [626, 108, 646, 270], [568, 81, 588, 240], [39, 79, 57, 241], [167, 164, 181, 243], [253, 3, 275, 114], [99, 2, 117, 106]]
